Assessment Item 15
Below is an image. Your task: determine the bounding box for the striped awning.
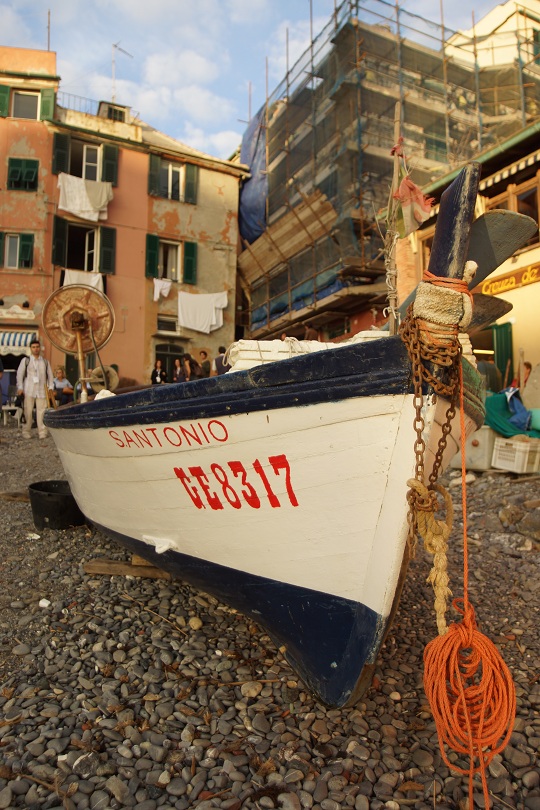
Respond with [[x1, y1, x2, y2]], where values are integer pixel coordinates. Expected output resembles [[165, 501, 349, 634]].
[[479, 149, 540, 191], [0, 331, 36, 356]]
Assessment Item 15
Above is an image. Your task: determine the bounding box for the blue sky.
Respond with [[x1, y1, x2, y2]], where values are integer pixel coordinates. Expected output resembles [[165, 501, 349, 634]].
[[2, 0, 498, 159]]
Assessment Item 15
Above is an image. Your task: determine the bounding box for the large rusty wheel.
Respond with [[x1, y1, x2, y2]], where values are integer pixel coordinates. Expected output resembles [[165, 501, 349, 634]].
[[41, 285, 115, 355]]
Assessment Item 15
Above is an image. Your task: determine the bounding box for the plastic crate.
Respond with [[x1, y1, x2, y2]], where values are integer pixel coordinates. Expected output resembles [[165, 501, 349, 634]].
[[450, 426, 496, 471], [491, 436, 540, 474]]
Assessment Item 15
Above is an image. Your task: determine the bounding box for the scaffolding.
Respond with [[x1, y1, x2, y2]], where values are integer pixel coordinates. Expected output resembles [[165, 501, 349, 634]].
[[239, 0, 540, 336]]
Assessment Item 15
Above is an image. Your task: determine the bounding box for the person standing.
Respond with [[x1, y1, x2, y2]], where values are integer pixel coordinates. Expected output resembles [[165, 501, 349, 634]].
[[151, 359, 167, 385], [172, 357, 186, 383], [199, 350, 211, 378], [211, 346, 231, 376], [304, 324, 319, 341], [16, 337, 54, 440]]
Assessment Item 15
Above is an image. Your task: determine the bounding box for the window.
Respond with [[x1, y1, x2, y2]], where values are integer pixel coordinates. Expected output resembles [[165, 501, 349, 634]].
[[12, 91, 39, 119], [485, 176, 539, 248], [106, 105, 125, 122], [0, 86, 54, 120], [52, 216, 115, 274], [418, 229, 434, 273], [52, 134, 119, 185], [159, 241, 180, 281], [69, 140, 100, 181], [7, 158, 39, 191], [160, 162, 184, 201], [157, 317, 178, 333], [146, 235, 197, 283], [156, 343, 186, 382], [0, 233, 34, 269], [148, 155, 198, 203], [533, 29, 540, 61]]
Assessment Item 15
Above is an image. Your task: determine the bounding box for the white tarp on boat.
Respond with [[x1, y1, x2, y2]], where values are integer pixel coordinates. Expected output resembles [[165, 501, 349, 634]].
[[227, 332, 387, 372]]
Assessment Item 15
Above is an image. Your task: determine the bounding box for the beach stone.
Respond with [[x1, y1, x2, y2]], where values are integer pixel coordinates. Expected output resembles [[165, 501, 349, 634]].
[[106, 774, 133, 804], [0, 787, 13, 809], [503, 746, 530, 767], [241, 681, 263, 698], [522, 771, 540, 789], [412, 749, 434, 768], [73, 752, 100, 778], [278, 794, 302, 810], [12, 643, 31, 656], [0, 431, 538, 810]]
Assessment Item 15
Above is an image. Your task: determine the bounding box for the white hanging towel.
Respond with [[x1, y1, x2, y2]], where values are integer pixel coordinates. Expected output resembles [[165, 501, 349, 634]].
[[58, 173, 113, 221], [63, 269, 104, 292], [85, 179, 114, 220], [178, 291, 228, 334], [153, 278, 173, 302]]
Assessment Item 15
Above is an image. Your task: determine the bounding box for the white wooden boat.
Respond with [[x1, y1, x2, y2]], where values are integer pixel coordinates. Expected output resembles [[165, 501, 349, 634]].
[[43, 165, 532, 706]]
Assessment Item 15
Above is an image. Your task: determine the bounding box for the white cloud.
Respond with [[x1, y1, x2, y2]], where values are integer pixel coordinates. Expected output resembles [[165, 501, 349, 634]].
[[173, 85, 236, 125], [179, 123, 242, 159], [0, 8, 34, 45], [225, 0, 272, 25], [144, 50, 220, 88]]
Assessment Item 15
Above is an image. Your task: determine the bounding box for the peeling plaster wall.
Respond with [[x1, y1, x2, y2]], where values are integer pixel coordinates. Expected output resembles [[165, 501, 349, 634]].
[[1, 47, 243, 387], [147, 168, 240, 379], [0, 117, 56, 353]]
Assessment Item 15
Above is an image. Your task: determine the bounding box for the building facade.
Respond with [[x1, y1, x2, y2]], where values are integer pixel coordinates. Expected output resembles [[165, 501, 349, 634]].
[[0, 46, 246, 396], [237, 0, 540, 345]]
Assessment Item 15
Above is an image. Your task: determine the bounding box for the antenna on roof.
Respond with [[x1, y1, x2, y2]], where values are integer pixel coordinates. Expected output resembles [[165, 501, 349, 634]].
[[112, 42, 133, 103]]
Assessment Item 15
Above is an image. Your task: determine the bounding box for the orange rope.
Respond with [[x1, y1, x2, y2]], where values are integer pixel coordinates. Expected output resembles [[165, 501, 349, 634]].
[[422, 268, 474, 305], [423, 363, 516, 808]]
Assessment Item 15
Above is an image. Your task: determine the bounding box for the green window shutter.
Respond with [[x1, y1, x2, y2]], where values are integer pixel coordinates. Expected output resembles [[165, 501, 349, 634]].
[[23, 160, 38, 190], [40, 88, 55, 121], [19, 234, 34, 267], [7, 159, 38, 190], [7, 158, 23, 189], [183, 241, 197, 284], [99, 226, 116, 274], [145, 234, 159, 278], [0, 85, 9, 118], [101, 144, 119, 186], [52, 215, 68, 266], [148, 154, 161, 196], [52, 133, 70, 174], [184, 164, 198, 204], [0, 232, 4, 268]]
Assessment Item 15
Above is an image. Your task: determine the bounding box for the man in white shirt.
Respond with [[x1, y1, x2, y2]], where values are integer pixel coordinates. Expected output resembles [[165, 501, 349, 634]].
[[16, 337, 54, 440]]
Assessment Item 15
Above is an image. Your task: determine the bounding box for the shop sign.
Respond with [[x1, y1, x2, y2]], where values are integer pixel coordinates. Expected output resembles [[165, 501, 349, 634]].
[[480, 264, 540, 296]]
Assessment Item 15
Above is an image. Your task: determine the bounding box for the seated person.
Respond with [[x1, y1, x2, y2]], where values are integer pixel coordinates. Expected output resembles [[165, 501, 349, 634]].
[[53, 366, 74, 405]]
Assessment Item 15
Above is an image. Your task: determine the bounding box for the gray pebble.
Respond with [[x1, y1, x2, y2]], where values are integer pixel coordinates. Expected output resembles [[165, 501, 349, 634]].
[[0, 787, 13, 810], [0, 439, 538, 810]]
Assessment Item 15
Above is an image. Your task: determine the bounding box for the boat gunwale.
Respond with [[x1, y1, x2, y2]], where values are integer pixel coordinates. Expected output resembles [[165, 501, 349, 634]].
[[45, 336, 485, 431]]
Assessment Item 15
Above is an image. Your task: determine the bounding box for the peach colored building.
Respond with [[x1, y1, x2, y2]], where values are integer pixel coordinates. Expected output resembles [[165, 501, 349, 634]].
[[0, 46, 246, 395]]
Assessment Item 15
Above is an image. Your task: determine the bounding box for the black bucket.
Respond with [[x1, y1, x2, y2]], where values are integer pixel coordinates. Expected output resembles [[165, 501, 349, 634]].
[[28, 480, 86, 530]]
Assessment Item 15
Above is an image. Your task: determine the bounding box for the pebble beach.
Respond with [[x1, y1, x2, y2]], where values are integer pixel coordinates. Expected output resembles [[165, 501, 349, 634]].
[[0, 423, 539, 810]]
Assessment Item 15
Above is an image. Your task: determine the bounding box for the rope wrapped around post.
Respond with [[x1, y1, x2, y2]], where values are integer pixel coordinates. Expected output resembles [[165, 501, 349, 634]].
[[406, 479, 452, 636]]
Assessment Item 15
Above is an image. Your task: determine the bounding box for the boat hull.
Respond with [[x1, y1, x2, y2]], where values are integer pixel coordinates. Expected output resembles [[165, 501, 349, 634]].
[[45, 337, 484, 706]]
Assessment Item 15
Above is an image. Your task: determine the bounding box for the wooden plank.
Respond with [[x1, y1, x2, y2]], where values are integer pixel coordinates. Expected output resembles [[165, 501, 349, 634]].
[[84, 557, 172, 580], [239, 191, 338, 280]]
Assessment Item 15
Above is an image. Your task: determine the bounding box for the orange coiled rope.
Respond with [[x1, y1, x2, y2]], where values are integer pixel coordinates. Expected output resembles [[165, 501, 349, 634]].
[[423, 363, 516, 808]]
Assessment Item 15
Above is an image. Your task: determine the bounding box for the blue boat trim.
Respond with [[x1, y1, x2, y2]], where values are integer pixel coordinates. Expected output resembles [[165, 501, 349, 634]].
[[46, 337, 411, 429], [96, 524, 383, 708], [46, 336, 484, 431]]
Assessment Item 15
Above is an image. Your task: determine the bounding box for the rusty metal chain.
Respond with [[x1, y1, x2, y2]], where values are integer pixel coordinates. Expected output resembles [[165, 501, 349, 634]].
[[399, 307, 462, 483]]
